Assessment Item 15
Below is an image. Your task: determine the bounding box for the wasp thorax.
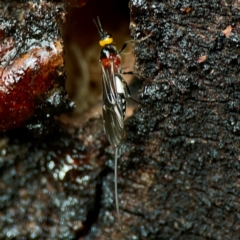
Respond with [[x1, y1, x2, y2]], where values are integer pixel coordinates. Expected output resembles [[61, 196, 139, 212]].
[[100, 45, 118, 58], [100, 45, 121, 70]]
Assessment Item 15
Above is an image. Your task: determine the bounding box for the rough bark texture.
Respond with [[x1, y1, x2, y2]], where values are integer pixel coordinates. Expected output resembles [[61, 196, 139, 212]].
[[0, 118, 109, 239], [87, 0, 240, 239], [113, 1, 240, 239], [0, 0, 240, 240]]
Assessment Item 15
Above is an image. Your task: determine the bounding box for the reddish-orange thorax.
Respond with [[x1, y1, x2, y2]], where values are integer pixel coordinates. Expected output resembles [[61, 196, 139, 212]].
[[100, 45, 121, 73], [101, 53, 121, 73]]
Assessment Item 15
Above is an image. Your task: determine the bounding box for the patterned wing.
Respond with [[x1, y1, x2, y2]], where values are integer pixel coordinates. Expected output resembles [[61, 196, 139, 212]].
[[101, 62, 125, 148]]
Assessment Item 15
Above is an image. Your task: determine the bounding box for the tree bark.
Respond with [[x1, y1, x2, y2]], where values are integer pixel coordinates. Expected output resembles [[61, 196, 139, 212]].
[[89, 1, 240, 239], [0, 1, 240, 240]]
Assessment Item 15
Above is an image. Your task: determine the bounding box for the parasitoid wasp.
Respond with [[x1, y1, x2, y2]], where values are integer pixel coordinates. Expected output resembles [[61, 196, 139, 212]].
[[93, 16, 144, 230]]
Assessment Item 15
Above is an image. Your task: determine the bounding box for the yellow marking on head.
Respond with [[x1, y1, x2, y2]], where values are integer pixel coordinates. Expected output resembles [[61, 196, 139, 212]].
[[99, 37, 113, 47]]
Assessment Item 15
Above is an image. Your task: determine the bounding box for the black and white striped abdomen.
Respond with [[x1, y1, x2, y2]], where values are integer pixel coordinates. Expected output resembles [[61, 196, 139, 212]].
[[117, 93, 126, 118], [115, 75, 127, 118]]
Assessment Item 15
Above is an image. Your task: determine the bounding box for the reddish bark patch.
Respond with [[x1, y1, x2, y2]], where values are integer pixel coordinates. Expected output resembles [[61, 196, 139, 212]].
[[0, 41, 63, 131]]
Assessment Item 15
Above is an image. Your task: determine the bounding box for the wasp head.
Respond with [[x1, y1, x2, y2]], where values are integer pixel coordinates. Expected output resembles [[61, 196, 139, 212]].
[[93, 17, 113, 47]]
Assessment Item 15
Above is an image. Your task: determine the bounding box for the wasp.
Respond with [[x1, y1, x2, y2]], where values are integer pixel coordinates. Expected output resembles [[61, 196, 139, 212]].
[[93, 17, 140, 230]]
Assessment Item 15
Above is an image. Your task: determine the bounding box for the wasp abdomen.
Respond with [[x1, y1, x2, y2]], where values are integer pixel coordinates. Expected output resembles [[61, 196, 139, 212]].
[[118, 94, 126, 118]]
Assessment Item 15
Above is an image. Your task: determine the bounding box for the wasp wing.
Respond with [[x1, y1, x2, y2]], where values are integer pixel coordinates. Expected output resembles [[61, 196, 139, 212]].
[[102, 100, 124, 147], [101, 62, 124, 148]]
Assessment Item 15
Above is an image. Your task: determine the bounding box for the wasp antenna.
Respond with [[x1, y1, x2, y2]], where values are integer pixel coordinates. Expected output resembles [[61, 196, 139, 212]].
[[114, 147, 123, 231], [96, 16, 103, 31], [93, 16, 104, 36], [93, 19, 101, 33]]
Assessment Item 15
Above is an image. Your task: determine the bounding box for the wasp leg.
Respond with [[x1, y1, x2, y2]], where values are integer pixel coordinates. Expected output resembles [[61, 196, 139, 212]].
[[120, 70, 147, 81], [118, 33, 153, 54], [118, 75, 145, 106], [118, 40, 138, 54]]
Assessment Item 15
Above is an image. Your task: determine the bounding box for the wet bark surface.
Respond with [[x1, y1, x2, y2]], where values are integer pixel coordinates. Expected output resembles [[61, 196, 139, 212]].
[[88, 0, 240, 239], [0, 1, 73, 132], [0, 0, 240, 240]]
